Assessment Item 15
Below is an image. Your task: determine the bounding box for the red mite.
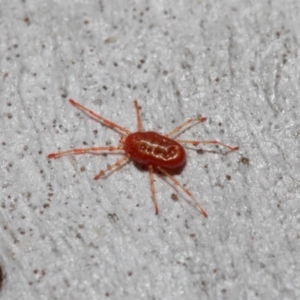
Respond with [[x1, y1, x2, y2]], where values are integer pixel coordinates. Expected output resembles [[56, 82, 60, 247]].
[[48, 99, 239, 217]]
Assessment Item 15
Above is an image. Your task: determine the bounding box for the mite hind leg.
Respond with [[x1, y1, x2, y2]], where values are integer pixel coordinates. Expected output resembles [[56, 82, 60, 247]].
[[94, 156, 130, 180], [69, 99, 131, 135], [176, 139, 239, 151], [156, 166, 208, 218], [166, 117, 207, 138], [134, 100, 143, 132], [48, 146, 124, 159], [148, 165, 159, 215]]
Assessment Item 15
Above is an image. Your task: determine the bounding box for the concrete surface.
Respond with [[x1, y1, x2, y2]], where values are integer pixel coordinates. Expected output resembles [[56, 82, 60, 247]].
[[0, 0, 299, 299]]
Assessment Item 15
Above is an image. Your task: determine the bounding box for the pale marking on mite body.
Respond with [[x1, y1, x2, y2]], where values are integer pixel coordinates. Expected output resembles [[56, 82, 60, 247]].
[[48, 99, 239, 217]]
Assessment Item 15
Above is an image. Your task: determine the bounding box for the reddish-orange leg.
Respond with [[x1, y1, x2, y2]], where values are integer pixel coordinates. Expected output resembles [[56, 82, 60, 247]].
[[156, 166, 208, 218], [94, 156, 130, 180], [167, 115, 239, 152], [177, 140, 239, 151], [166, 117, 207, 137], [148, 165, 159, 214], [69, 99, 131, 135], [48, 99, 132, 179], [48, 146, 124, 159], [134, 100, 143, 132]]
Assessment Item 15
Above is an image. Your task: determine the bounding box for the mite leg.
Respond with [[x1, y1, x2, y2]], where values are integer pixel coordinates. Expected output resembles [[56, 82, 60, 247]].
[[166, 117, 207, 138], [134, 100, 143, 132], [148, 165, 159, 215], [156, 166, 208, 218], [47, 146, 124, 159], [69, 99, 131, 135], [177, 140, 239, 151], [94, 156, 130, 180]]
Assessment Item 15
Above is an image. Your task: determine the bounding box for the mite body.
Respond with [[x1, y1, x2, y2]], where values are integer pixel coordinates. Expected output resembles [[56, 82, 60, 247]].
[[48, 99, 239, 217], [123, 131, 186, 169]]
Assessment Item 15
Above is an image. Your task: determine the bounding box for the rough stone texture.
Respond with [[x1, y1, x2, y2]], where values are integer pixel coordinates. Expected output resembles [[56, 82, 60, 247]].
[[0, 1, 299, 299]]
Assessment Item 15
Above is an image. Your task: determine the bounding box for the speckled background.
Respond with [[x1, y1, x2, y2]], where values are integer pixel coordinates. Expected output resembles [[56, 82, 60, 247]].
[[0, 0, 299, 299]]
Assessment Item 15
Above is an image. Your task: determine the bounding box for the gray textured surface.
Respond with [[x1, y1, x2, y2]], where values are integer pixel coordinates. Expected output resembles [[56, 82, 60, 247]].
[[1, 0, 300, 299]]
